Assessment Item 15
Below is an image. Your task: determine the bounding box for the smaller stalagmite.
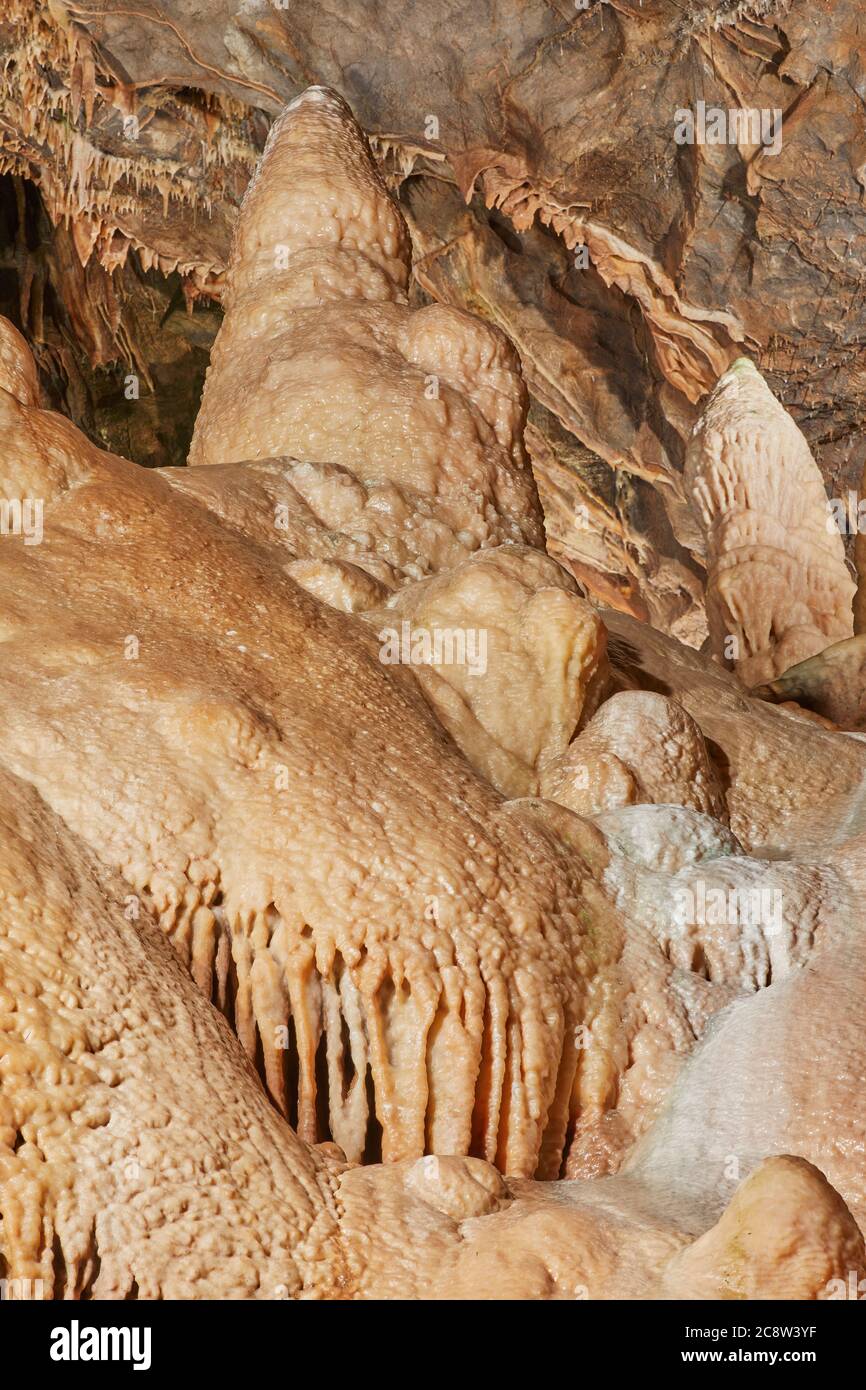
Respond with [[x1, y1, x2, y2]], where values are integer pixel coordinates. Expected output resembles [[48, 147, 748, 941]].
[[685, 358, 855, 686], [663, 1156, 866, 1301], [541, 690, 726, 822], [366, 545, 607, 798]]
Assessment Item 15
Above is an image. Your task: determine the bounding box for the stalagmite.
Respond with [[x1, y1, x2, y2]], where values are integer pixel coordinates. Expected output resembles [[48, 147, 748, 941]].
[[663, 1157, 866, 1301], [365, 545, 607, 797], [753, 632, 866, 730], [189, 88, 543, 558], [685, 358, 855, 685], [542, 690, 727, 822]]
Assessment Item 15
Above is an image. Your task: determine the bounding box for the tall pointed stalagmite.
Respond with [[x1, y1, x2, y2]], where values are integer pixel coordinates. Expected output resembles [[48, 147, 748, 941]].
[[189, 87, 543, 555]]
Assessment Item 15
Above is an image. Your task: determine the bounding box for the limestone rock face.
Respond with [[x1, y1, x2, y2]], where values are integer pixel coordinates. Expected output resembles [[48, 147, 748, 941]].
[[2, 79, 866, 1304]]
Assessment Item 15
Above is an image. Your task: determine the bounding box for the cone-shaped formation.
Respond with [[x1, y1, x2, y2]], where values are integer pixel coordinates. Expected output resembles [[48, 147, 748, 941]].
[[365, 546, 607, 798], [685, 358, 854, 685], [189, 88, 543, 561], [664, 1157, 866, 1300], [226, 87, 412, 305], [754, 631, 866, 730]]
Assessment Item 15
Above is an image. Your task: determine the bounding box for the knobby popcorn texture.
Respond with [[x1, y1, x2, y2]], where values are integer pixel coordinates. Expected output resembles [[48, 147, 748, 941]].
[[1, 83, 866, 1303]]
